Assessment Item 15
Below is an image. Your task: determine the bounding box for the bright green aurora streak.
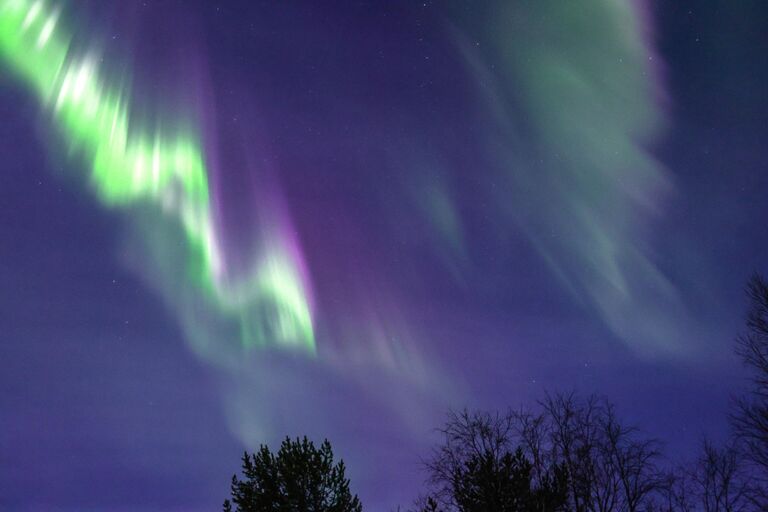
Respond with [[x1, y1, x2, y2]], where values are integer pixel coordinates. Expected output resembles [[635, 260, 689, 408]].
[[0, 0, 315, 354]]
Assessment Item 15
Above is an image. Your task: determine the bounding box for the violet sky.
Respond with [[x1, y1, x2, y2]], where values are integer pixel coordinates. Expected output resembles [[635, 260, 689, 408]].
[[1, 1, 767, 511]]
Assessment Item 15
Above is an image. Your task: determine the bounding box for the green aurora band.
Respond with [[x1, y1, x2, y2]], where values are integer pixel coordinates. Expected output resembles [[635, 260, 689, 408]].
[[0, 0, 315, 354]]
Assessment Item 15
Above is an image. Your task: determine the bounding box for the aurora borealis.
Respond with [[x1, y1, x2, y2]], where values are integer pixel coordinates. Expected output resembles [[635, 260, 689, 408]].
[[0, 0, 315, 356], [1, 1, 767, 510]]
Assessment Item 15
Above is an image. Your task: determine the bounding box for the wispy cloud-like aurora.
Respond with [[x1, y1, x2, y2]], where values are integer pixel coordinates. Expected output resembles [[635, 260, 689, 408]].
[[450, 0, 687, 355]]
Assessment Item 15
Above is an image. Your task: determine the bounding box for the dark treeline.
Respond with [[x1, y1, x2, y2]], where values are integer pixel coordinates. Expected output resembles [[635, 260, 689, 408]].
[[414, 394, 749, 512], [222, 275, 768, 512]]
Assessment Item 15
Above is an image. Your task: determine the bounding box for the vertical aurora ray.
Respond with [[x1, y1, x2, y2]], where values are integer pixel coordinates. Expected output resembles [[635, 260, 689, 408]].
[[0, 0, 315, 354]]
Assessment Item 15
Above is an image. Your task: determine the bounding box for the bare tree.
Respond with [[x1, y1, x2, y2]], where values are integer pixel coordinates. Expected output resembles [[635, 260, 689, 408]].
[[425, 410, 514, 509], [421, 393, 666, 512], [540, 393, 607, 512], [731, 274, 768, 503], [422, 409, 567, 512], [511, 407, 551, 489], [652, 441, 754, 512], [537, 393, 665, 512], [693, 441, 751, 512], [654, 468, 695, 512], [599, 404, 665, 512]]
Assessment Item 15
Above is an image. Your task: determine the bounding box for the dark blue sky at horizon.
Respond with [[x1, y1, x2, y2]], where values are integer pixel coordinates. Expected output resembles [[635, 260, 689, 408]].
[[1, 1, 767, 510]]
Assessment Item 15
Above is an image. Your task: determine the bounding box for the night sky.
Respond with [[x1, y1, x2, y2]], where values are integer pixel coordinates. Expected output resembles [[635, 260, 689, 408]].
[[1, 1, 767, 510]]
